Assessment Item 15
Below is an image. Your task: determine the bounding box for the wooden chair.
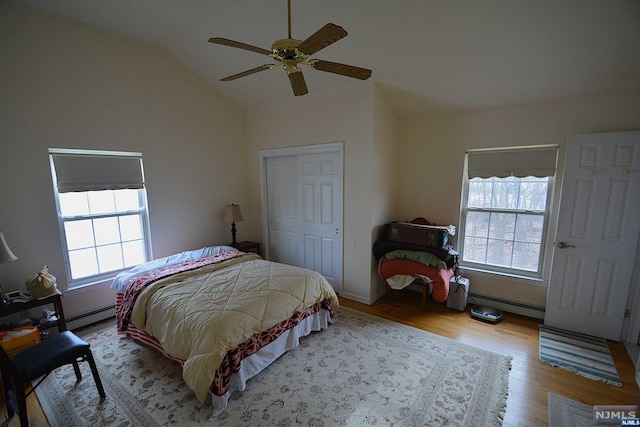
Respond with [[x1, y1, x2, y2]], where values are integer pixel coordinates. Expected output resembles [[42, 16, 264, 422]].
[[0, 330, 106, 426]]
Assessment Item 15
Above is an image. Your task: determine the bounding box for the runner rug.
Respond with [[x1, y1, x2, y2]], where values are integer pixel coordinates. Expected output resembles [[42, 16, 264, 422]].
[[34, 307, 512, 426], [539, 325, 621, 386], [547, 392, 596, 427]]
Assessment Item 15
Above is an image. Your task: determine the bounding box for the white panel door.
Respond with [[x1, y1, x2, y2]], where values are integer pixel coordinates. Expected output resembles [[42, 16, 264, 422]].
[[298, 152, 342, 291], [545, 131, 640, 340], [264, 147, 343, 293], [266, 156, 300, 267]]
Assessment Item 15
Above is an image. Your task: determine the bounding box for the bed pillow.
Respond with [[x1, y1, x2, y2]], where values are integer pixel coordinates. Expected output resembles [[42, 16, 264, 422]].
[[110, 246, 240, 293]]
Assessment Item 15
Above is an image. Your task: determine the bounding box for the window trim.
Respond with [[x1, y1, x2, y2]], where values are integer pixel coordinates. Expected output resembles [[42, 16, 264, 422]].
[[49, 149, 153, 288], [458, 148, 557, 279]]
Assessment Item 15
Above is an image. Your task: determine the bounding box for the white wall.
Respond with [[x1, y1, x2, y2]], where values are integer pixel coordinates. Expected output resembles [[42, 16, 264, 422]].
[[397, 90, 640, 308], [370, 87, 400, 301], [0, 2, 248, 322]]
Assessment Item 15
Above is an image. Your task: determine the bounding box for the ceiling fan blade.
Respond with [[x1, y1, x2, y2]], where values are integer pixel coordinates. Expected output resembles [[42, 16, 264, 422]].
[[297, 23, 348, 56], [220, 65, 273, 81], [311, 60, 372, 80], [208, 37, 272, 56], [288, 70, 308, 96]]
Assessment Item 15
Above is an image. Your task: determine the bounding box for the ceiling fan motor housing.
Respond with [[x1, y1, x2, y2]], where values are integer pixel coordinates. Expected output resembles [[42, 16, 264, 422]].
[[271, 38, 302, 52]]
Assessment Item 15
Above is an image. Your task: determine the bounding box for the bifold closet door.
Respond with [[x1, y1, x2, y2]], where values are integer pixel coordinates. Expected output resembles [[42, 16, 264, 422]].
[[265, 150, 343, 293]]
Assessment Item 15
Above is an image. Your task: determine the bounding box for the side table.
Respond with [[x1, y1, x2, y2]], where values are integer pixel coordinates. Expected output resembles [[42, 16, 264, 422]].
[[0, 291, 68, 334], [237, 241, 261, 256]]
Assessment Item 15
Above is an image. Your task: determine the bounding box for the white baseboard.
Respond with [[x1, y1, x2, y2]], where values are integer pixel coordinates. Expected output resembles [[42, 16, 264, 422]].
[[66, 306, 115, 331], [339, 292, 373, 305]]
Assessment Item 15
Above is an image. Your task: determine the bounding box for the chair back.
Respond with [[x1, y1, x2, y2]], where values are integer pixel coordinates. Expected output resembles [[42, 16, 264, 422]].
[[0, 343, 24, 387]]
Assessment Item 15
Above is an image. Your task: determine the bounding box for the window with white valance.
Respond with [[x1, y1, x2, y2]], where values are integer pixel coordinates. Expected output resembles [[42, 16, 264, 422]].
[[459, 145, 558, 278], [466, 145, 558, 179]]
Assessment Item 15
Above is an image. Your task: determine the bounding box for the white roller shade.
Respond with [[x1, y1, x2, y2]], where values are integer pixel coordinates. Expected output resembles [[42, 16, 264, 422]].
[[467, 145, 558, 178], [50, 150, 144, 193]]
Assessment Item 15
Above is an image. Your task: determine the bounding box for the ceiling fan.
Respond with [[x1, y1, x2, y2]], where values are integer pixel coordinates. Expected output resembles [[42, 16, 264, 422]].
[[208, 0, 372, 96]]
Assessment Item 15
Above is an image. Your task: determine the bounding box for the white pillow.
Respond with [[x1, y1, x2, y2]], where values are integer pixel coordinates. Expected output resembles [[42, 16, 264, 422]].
[[110, 246, 239, 293]]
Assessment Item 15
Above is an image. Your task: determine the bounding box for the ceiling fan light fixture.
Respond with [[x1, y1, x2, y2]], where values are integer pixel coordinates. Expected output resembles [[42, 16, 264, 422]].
[[283, 60, 301, 75]]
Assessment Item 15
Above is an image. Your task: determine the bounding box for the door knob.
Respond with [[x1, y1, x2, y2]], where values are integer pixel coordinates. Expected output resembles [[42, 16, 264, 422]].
[[555, 241, 575, 249]]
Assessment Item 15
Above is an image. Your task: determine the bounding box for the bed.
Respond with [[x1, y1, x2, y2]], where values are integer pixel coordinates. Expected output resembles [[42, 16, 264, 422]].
[[111, 245, 339, 420]]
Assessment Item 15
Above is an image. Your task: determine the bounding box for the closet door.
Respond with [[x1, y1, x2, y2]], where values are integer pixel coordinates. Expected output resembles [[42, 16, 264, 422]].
[[298, 151, 342, 291], [266, 155, 301, 267], [264, 146, 343, 293]]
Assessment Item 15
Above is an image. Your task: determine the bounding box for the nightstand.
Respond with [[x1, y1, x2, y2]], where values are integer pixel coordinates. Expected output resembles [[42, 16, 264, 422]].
[[237, 241, 261, 256]]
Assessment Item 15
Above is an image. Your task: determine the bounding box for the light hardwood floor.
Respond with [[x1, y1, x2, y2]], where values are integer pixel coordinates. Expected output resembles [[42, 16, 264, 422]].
[[341, 292, 640, 426], [2, 291, 639, 426]]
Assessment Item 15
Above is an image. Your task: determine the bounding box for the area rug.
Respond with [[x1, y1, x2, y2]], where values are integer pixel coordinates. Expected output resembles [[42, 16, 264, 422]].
[[539, 325, 621, 386], [34, 307, 512, 426], [548, 392, 596, 426]]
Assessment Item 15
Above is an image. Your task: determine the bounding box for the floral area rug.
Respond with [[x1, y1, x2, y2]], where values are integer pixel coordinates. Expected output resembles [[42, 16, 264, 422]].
[[34, 307, 512, 426]]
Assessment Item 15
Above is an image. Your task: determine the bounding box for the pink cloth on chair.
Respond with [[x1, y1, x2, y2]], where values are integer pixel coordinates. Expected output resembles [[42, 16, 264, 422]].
[[378, 257, 454, 303]]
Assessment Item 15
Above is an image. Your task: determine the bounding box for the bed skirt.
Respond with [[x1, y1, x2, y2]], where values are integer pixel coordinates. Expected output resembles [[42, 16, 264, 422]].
[[209, 308, 333, 419]]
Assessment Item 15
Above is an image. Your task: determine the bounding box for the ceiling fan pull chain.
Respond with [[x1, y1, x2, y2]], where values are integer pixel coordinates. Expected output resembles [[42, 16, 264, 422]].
[[287, 0, 292, 39]]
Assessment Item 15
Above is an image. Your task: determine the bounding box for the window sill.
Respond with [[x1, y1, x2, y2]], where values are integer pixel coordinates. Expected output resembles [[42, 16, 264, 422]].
[[66, 277, 115, 293]]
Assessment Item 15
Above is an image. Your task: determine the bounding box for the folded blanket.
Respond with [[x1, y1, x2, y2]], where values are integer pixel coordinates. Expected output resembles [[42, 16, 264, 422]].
[[372, 240, 455, 267], [385, 249, 447, 269]]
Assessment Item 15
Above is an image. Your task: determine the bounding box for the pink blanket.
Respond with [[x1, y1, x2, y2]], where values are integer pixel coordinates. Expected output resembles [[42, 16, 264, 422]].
[[378, 257, 454, 302]]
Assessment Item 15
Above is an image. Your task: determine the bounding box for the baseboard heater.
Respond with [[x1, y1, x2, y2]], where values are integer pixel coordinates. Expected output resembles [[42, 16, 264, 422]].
[[67, 305, 116, 331], [468, 293, 545, 320]]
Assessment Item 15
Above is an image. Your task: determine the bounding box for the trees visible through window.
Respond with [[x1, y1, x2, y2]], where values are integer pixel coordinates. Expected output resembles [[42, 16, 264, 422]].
[[463, 176, 549, 272]]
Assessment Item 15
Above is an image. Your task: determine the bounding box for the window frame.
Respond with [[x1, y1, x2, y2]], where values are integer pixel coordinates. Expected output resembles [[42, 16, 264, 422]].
[[458, 148, 557, 280], [49, 149, 153, 288]]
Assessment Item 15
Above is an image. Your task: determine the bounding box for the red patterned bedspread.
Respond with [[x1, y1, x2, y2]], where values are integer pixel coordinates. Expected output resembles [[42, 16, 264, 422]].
[[114, 251, 336, 400], [116, 251, 245, 331], [116, 296, 333, 397]]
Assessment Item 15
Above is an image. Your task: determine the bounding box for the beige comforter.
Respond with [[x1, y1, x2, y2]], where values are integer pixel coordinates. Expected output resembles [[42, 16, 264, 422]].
[[130, 253, 339, 403]]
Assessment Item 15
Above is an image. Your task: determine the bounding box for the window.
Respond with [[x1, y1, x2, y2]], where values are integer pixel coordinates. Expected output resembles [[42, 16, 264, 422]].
[[49, 149, 152, 287], [459, 146, 558, 277]]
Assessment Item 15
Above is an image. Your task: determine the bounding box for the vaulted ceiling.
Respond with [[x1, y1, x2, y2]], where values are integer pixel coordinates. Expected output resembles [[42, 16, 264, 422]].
[[16, 0, 640, 115]]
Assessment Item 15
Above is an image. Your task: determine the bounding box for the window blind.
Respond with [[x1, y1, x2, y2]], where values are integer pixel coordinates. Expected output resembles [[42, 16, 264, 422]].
[[50, 150, 144, 193], [466, 145, 558, 178]]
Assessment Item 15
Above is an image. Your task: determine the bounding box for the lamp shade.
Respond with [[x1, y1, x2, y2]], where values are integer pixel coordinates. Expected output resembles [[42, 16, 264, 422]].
[[222, 204, 244, 223], [0, 231, 18, 264]]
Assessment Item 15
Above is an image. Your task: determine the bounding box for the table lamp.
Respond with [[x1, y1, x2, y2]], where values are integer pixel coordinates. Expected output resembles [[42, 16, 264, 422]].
[[222, 204, 244, 248], [0, 231, 18, 305]]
